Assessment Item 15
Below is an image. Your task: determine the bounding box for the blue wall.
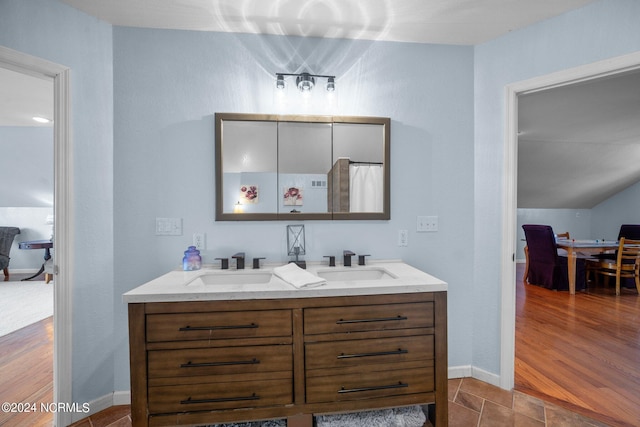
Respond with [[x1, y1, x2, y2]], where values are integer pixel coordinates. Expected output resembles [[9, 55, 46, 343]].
[[0, 126, 53, 207], [592, 180, 640, 238], [1, 0, 640, 408]]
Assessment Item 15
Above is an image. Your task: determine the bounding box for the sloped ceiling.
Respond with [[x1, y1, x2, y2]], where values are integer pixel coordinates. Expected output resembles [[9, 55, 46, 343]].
[[518, 70, 640, 209]]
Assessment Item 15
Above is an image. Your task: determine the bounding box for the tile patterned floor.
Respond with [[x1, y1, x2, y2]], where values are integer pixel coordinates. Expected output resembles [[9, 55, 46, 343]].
[[69, 378, 609, 427], [448, 378, 609, 427]]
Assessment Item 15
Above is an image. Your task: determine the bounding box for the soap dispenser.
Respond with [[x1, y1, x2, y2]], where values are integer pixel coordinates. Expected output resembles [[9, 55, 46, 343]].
[[182, 246, 202, 271]]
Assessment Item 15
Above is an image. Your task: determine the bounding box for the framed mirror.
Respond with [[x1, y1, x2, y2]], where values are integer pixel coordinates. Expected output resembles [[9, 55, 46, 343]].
[[215, 113, 390, 221]]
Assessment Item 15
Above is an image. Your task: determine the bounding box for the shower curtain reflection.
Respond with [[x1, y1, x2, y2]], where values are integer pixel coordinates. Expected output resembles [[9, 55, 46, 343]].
[[349, 164, 383, 212]]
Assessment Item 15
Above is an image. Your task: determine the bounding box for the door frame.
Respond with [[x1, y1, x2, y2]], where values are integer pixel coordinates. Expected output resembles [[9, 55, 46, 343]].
[[500, 51, 640, 389], [0, 45, 73, 427]]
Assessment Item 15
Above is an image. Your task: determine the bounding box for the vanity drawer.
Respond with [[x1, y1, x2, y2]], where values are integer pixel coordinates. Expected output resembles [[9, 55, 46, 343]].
[[148, 345, 292, 378], [148, 378, 292, 413], [306, 366, 433, 404], [304, 302, 433, 335], [305, 335, 433, 370], [146, 309, 292, 342]]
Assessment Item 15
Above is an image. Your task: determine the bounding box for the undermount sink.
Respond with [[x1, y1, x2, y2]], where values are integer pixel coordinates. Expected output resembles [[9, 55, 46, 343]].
[[316, 268, 396, 282], [187, 272, 273, 286]]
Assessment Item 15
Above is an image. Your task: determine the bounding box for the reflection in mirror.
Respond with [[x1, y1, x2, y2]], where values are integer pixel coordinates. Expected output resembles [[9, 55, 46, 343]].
[[278, 122, 332, 214], [331, 123, 385, 213], [215, 113, 390, 221], [221, 120, 278, 214]]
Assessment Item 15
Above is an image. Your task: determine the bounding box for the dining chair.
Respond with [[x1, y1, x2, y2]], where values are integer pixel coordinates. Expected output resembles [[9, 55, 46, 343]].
[[593, 224, 640, 261], [588, 237, 640, 296], [0, 226, 21, 281], [522, 224, 586, 290], [523, 230, 571, 283]]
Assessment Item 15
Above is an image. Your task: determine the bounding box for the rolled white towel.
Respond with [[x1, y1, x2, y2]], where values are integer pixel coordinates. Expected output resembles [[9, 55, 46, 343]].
[[273, 263, 326, 289]]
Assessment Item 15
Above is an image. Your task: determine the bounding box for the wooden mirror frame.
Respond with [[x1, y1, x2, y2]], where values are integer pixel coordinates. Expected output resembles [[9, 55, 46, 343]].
[[215, 113, 390, 221]]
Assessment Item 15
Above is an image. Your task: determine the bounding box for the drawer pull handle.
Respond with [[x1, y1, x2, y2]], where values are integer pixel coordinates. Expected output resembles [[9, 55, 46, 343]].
[[179, 323, 258, 331], [180, 393, 259, 405], [336, 315, 407, 324], [338, 382, 408, 394], [181, 358, 260, 368], [338, 348, 408, 359]]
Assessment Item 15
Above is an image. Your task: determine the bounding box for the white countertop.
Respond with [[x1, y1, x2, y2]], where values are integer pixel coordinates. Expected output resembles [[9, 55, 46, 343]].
[[122, 259, 447, 303]]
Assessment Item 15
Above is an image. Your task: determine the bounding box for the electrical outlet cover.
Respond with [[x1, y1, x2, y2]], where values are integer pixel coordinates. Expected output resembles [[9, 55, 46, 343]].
[[193, 233, 205, 250], [398, 229, 408, 246]]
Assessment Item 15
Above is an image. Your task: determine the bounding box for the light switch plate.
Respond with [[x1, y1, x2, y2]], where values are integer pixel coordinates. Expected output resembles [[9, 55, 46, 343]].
[[155, 217, 183, 235], [417, 215, 438, 232]]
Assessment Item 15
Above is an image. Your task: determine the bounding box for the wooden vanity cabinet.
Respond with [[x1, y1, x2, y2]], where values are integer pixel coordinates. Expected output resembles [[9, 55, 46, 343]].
[[128, 292, 447, 426]]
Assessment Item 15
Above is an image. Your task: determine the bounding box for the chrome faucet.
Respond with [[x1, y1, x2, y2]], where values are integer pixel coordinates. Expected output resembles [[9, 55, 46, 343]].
[[232, 252, 245, 270], [343, 250, 355, 266]]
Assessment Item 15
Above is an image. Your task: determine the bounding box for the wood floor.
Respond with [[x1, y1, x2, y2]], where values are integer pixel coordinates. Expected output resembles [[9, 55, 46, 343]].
[[0, 316, 53, 426], [2, 267, 639, 426], [515, 263, 640, 427]]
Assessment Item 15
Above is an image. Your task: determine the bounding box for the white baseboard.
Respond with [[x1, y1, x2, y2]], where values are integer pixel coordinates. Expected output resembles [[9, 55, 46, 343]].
[[8, 268, 40, 274], [448, 365, 472, 379], [113, 390, 131, 406], [469, 366, 502, 388], [70, 391, 131, 423], [449, 364, 505, 389]]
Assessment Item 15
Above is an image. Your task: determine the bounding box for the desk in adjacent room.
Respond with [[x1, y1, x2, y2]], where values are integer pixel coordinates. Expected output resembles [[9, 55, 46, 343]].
[[18, 239, 53, 283]]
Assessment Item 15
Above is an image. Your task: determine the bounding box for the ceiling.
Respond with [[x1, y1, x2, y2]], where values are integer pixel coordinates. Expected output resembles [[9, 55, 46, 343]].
[[59, 0, 597, 45], [518, 70, 640, 209], [5, 0, 639, 209], [0, 67, 53, 127]]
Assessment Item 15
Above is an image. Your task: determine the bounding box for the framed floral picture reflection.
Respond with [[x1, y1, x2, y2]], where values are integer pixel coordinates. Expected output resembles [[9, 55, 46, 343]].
[[240, 185, 258, 204], [283, 186, 303, 206]]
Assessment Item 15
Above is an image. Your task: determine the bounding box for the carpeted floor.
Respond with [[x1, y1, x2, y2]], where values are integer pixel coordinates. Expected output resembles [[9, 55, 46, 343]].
[[0, 280, 53, 337]]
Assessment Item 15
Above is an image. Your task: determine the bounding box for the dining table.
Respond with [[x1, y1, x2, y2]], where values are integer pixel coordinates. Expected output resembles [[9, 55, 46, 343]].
[[555, 238, 619, 294]]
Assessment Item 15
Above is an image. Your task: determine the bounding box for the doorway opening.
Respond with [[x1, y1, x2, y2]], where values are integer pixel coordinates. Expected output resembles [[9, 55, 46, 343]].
[[501, 51, 640, 388], [0, 45, 73, 427]]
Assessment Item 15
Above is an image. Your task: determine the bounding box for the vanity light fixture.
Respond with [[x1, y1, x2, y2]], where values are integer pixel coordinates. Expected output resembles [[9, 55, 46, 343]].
[[326, 76, 335, 92], [275, 72, 336, 93], [296, 73, 314, 92]]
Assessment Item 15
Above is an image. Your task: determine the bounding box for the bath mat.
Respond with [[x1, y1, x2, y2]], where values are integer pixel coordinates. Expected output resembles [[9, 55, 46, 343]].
[[316, 405, 427, 427]]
